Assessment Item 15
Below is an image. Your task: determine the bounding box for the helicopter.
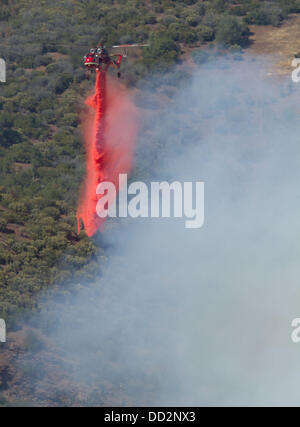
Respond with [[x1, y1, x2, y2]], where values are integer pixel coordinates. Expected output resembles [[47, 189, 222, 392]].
[[84, 43, 149, 79]]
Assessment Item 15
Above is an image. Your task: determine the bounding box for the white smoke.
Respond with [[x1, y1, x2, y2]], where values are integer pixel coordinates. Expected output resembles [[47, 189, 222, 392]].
[[36, 56, 300, 406]]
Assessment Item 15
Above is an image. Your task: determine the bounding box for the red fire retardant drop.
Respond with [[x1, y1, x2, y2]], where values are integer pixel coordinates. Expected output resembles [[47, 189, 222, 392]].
[[77, 69, 138, 236]]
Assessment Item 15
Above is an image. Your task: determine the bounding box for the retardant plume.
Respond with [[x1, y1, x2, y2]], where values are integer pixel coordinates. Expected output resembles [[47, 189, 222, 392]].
[[77, 70, 138, 236]]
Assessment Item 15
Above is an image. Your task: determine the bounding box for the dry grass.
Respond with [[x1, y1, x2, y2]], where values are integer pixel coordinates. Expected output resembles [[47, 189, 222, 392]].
[[248, 14, 300, 76]]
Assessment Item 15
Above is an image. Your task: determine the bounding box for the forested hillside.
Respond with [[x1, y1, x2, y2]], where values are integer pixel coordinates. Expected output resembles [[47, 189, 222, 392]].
[[0, 0, 300, 326]]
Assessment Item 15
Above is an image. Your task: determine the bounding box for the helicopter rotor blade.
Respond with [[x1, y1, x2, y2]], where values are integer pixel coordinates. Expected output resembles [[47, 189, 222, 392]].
[[111, 44, 150, 49]]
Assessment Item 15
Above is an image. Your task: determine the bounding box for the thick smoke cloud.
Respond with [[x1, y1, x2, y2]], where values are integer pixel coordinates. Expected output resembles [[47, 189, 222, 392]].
[[37, 56, 300, 406]]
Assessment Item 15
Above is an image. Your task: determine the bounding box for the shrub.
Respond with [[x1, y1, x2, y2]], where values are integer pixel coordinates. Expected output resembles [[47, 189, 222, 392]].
[[192, 49, 210, 65], [186, 14, 200, 27], [197, 25, 215, 42], [212, 0, 227, 13], [216, 15, 250, 47], [230, 5, 247, 16], [55, 73, 73, 94], [168, 22, 198, 44], [159, 14, 177, 27], [144, 15, 157, 24], [0, 218, 8, 232], [143, 31, 180, 68], [244, 5, 286, 26]]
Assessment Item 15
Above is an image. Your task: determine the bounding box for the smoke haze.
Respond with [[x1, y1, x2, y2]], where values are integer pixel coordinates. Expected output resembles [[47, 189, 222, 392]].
[[36, 56, 300, 406]]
